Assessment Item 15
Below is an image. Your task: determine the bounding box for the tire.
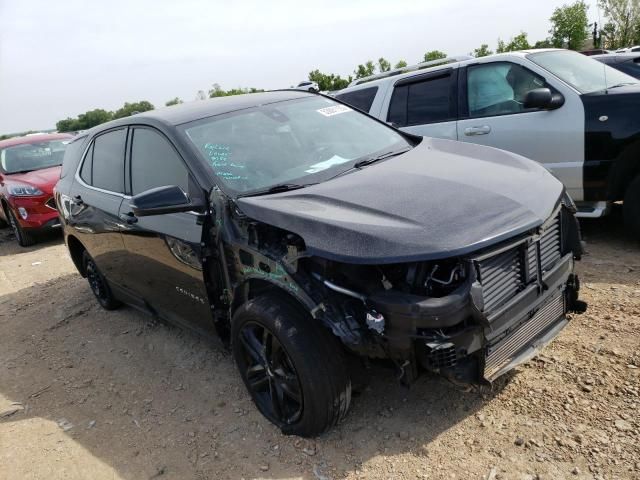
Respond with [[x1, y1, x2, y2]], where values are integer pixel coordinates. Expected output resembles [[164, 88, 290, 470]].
[[83, 251, 121, 310], [7, 208, 36, 247], [231, 294, 351, 437], [624, 175, 640, 240]]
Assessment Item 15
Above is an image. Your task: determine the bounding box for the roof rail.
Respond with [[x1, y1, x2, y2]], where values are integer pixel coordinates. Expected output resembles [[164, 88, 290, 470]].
[[348, 55, 474, 87]]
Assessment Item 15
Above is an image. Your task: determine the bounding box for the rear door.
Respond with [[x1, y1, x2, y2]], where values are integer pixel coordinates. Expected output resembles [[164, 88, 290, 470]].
[[68, 128, 128, 285], [456, 60, 585, 201], [383, 69, 458, 140], [117, 126, 214, 334]]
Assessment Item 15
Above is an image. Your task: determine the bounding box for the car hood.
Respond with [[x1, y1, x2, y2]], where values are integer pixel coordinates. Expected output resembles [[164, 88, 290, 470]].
[[4, 166, 61, 194], [236, 138, 564, 264]]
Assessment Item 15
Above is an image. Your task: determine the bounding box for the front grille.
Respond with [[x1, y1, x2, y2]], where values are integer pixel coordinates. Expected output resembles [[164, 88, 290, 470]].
[[484, 293, 564, 380], [478, 247, 523, 313], [45, 197, 57, 210], [476, 210, 562, 315]]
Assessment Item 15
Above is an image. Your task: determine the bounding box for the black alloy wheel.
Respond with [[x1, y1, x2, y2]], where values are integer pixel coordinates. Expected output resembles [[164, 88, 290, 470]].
[[237, 321, 303, 425], [83, 251, 120, 310]]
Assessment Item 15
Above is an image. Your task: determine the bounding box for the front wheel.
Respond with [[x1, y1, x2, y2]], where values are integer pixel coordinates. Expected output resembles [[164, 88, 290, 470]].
[[83, 251, 121, 310], [624, 175, 640, 240], [231, 294, 352, 437], [7, 208, 36, 247]]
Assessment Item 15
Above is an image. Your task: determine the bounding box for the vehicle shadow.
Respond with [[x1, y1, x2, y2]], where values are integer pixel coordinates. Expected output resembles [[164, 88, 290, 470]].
[[0, 273, 505, 480], [0, 226, 63, 256]]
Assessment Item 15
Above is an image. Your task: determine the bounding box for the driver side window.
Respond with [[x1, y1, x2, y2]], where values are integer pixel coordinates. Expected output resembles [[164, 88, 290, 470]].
[[467, 62, 547, 117]]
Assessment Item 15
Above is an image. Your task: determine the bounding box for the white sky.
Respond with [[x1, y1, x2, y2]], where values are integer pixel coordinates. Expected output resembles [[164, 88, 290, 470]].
[[0, 0, 600, 133]]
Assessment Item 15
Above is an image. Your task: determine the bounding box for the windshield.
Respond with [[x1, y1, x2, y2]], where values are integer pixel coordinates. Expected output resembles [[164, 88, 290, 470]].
[[181, 96, 412, 196], [0, 139, 70, 174], [528, 50, 639, 94]]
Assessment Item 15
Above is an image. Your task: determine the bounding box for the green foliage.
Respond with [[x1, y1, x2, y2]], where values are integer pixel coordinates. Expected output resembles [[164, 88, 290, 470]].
[[56, 109, 113, 132], [533, 39, 555, 48], [208, 84, 263, 98], [549, 1, 589, 50], [473, 44, 493, 57], [308, 70, 352, 91], [394, 60, 408, 68], [113, 101, 154, 119], [423, 50, 447, 62], [496, 32, 531, 52], [378, 57, 391, 72], [165, 97, 183, 106], [599, 0, 640, 48], [354, 61, 376, 79]]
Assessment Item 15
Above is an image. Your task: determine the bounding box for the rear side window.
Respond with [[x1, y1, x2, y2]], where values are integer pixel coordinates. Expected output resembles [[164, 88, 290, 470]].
[[387, 73, 453, 127], [616, 62, 640, 79], [83, 129, 126, 193], [60, 137, 87, 179], [335, 87, 378, 112], [130, 128, 189, 195]]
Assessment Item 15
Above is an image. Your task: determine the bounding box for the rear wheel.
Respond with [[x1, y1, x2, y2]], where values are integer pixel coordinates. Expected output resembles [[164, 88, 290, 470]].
[[231, 294, 351, 437], [7, 208, 36, 247], [83, 251, 121, 310], [624, 175, 640, 240]]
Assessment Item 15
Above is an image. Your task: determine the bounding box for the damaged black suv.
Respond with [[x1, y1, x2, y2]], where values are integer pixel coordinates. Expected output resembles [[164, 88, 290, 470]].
[[55, 91, 585, 437]]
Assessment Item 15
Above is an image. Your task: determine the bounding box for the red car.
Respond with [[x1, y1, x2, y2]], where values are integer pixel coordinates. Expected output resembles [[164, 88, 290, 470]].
[[0, 133, 73, 246]]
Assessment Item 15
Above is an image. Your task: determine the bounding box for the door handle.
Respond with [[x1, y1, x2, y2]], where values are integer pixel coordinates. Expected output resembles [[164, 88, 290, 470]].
[[464, 125, 492, 136], [72, 194, 84, 205], [119, 212, 138, 225]]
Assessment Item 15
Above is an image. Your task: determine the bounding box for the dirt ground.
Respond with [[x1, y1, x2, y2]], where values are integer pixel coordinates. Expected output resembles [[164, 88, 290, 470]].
[[0, 210, 638, 480]]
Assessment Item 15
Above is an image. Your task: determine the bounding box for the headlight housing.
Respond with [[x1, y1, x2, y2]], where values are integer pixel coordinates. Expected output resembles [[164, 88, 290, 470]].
[[7, 184, 44, 196]]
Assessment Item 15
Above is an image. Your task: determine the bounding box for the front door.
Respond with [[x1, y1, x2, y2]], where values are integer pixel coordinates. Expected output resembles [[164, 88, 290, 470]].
[[456, 61, 585, 201], [117, 126, 214, 334], [68, 128, 128, 285]]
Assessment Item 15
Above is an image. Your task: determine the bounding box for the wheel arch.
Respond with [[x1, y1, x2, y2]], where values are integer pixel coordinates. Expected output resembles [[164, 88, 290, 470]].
[[66, 234, 88, 277]]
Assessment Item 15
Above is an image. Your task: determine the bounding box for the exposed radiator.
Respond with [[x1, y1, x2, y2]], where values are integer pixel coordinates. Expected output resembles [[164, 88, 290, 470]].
[[484, 293, 565, 380]]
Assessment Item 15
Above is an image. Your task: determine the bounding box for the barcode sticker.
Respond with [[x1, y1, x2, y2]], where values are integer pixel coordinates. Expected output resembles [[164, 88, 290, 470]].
[[316, 105, 352, 117]]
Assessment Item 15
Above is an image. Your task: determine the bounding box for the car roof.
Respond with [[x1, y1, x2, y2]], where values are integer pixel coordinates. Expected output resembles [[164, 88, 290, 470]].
[[0, 132, 73, 149], [106, 90, 315, 129], [592, 52, 640, 63], [337, 49, 563, 93]]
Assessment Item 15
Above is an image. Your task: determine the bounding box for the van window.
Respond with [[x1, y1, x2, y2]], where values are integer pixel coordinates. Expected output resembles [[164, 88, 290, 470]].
[[91, 129, 126, 193], [130, 128, 189, 195], [388, 74, 453, 127], [467, 63, 547, 117], [335, 87, 378, 112]]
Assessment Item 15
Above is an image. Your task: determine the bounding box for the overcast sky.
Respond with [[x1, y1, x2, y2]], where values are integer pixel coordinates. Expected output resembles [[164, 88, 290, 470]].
[[0, 0, 600, 134]]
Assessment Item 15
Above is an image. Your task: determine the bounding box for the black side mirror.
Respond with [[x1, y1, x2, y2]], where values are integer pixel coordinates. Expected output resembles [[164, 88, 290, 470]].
[[130, 185, 203, 217], [524, 88, 565, 110]]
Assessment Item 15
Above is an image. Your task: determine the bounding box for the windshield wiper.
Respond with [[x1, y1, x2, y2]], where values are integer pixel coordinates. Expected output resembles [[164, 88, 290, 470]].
[[238, 182, 316, 198], [353, 147, 412, 169]]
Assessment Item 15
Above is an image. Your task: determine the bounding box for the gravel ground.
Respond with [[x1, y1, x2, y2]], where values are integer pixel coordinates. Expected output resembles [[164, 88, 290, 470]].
[[0, 210, 638, 480]]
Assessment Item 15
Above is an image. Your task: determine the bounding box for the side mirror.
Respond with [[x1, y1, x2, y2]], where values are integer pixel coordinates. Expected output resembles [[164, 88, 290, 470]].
[[130, 185, 203, 217], [524, 88, 565, 110]]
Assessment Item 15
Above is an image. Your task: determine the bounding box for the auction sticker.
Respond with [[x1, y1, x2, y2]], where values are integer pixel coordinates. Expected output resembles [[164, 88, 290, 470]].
[[317, 105, 352, 117]]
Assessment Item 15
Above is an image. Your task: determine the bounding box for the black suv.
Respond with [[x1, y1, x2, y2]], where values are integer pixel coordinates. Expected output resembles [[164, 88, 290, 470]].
[[56, 91, 585, 437]]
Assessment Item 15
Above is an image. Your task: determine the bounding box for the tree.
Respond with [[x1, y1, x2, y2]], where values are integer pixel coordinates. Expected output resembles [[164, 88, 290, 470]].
[[473, 44, 493, 57], [496, 32, 531, 52], [598, 0, 640, 48], [113, 101, 154, 119], [394, 60, 408, 68], [423, 50, 447, 62], [549, 1, 589, 50], [308, 70, 352, 91], [56, 118, 79, 133], [195, 90, 208, 101], [533, 39, 555, 48], [378, 57, 391, 72], [165, 97, 183, 106], [354, 61, 376, 79], [208, 84, 263, 98]]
